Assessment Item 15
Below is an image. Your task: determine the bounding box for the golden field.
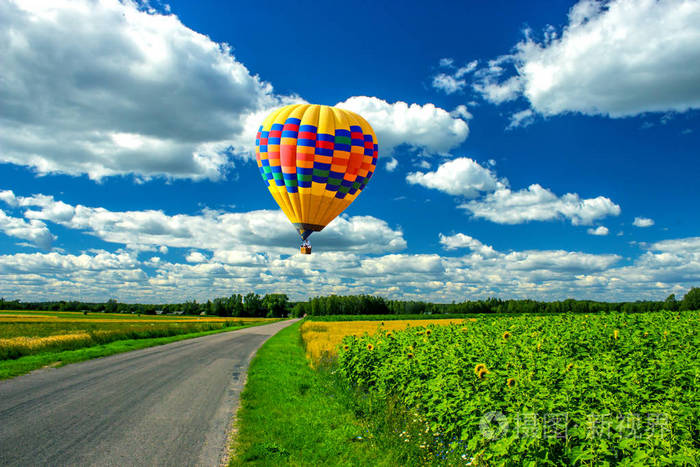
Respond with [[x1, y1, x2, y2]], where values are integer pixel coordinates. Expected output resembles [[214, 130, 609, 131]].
[[0, 311, 276, 360], [0, 310, 265, 323], [300, 318, 474, 366]]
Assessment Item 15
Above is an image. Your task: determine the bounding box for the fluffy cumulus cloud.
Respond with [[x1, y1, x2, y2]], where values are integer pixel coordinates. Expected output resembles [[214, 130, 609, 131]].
[[406, 157, 503, 197], [633, 217, 655, 227], [385, 157, 399, 172], [406, 158, 620, 226], [0, 1, 467, 182], [1, 190, 407, 256], [588, 237, 700, 293], [0, 190, 640, 304], [0, 0, 296, 181], [474, 0, 700, 117], [587, 226, 609, 236], [438, 233, 497, 258], [1, 213, 698, 302], [336, 97, 470, 156], [0, 209, 55, 249], [462, 185, 621, 226], [185, 251, 208, 263]]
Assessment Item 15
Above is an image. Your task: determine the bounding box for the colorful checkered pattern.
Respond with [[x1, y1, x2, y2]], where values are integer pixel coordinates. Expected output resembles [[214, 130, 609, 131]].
[[255, 104, 379, 240]]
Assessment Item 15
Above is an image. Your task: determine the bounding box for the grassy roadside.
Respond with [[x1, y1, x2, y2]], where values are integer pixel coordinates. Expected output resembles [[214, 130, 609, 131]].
[[230, 321, 423, 466], [0, 322, 269, 380]]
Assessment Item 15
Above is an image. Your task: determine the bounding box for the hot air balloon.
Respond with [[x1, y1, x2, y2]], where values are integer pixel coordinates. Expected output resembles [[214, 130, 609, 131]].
[[255, 104, 378, 254]]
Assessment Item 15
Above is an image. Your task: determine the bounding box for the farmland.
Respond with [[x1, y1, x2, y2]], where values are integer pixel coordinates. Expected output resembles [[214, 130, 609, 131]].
[[318, 311, 699, 465], [300, 318, 472, 366], [0, 310, 277, 378]]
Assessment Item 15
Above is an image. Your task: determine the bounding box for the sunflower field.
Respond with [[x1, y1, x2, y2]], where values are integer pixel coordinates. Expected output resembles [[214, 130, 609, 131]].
[[337, 311, 699, 465]]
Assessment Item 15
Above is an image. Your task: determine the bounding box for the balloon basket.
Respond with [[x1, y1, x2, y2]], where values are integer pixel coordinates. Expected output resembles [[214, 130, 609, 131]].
[[300, 246, 312, 255]]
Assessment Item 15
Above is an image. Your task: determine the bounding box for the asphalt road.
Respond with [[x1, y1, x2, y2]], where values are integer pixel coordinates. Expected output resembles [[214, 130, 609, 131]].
[[0, 319, 298, 466]]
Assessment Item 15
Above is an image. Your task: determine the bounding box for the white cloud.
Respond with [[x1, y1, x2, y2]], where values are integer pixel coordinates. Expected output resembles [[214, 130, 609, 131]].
[[473, 75, 523, 104], [633, 217, 655, 227], [432, 60, 478, 94], [432, 74, 466, 94], [407, 158, 620, 227], [2, 231, 698, 303], [455, 61, 478, 78], [385, 157, 398, 172], [0, 190, 17, 206], [0, 209, 55, 249], [649, 237, 700, 253], [507, 109, 535, 129], [439, 233, 497, 258], [461, 184, 621, 226], [587, 226, 609, 236], [186, 251, 208, 263], [474, 0, 700, 117], [406, 157, 503, 197], [335, 96, 469, 156], [450, 105, 473, 120], [360, 254, 446, 276], [6, 190, 407, 256], [0, 0, 296, 181], [0, 1, 466, 182], [501, 249, 620, 273]]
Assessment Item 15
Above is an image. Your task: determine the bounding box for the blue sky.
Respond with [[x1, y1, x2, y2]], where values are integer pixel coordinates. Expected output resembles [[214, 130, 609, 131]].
[[0, 0, 698, 303]]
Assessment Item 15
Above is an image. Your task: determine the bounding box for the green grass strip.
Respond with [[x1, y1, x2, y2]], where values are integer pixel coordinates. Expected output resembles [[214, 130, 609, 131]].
[[0, 323, 264, 380], [230, 322, 419, 466]]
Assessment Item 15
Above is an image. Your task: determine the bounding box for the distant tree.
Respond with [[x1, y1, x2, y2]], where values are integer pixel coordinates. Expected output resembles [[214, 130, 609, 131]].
[[262, 294, 289, 317], [226, 294, 244, 317], [681, 287, 700, 311], [183, 300, 199, 315], [663, 293, 678, 311], [105, 298, 118, 313], [291, 302, 307, 317], [243, 293, 263, 317]]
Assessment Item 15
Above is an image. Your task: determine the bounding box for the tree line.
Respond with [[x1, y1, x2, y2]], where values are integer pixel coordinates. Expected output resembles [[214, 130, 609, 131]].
[[1, 287, 698, 317], [294, 288, 699, 316], [0, 293, 290, 318]]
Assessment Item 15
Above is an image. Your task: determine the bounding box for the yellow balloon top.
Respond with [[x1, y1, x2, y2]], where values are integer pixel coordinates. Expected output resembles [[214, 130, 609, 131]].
[[254, 104, 379, 242]]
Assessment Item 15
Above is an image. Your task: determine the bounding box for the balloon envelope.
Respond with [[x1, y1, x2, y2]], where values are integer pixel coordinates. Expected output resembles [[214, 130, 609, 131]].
[[255, 104, 379, 241]]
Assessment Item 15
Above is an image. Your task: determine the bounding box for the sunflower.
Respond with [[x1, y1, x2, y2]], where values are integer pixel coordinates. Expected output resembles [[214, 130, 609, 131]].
[[613, 329, 619, 340], [566, 362, 574, 372], [643, 331, 649, 337], [506, 378, 516, 387], [474, 363, 487, 376], [536, 342, 542, 351], [477, 368, 489, 379], [386, 332, 392, 338], [367, 343, 374, 351], [343, 345, 349, 351], [502, 331, 511, 341], [407, 353, 414, 359], [426, 329, 432, 336]]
